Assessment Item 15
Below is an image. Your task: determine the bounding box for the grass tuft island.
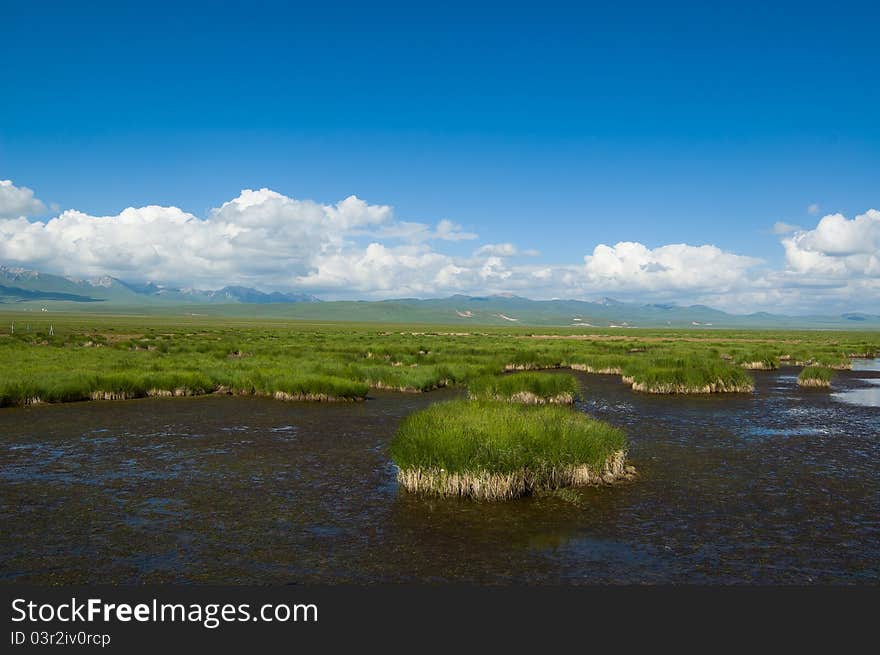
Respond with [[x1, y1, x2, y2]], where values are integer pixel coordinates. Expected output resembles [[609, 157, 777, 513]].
[[0, 371, 369, 406], [467, 372, 579, 404], [390, 399, 632, 500], [797, 366, 834, 388], [620, 356, 754, 394]]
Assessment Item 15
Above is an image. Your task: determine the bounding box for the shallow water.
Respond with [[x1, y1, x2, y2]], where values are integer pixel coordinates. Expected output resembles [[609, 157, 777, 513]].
[[1, 365, 878, 584], [833, 386, 880, 407], [852, 358, 880, 372], [833, 358, 880, 407]]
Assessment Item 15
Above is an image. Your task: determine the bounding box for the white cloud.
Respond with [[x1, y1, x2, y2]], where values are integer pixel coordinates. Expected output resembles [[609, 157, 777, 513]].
[[295, 243, 456, 295], [532, 267, 553, 280], [807, 203, 820, 215], [0, 180, 46, 219], [773, 221, 799, 235], [475, 243, 518, 257], [0, 188, 400, 288], [434, 219, 477, 241], [583, 242, 762, 292], [474, 243, 540, 257], [782, 209, 880, 277], [479, 256, 513, 281], [0, 185, 481, 296], [1, 178, 878, 312], [371, 218, 477, 243]]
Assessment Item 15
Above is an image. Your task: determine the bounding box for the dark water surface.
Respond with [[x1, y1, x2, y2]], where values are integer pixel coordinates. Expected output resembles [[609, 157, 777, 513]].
[[2, 365, 879, 584]]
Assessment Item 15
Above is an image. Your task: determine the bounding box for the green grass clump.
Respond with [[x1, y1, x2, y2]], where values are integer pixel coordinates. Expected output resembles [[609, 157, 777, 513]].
[[390, 400, 627, 499], [249, 373, 368, 400], [143, 371, 215, 394], [622, 355, 753, 393], [797, 366, 834, 388], [0, 377, 92, 405], [732, 349, 779, 369], [468, 372, 579, 403], [566, 353, 627, 373], [504, 349, 566, 370], [91, 372, 151, 397]]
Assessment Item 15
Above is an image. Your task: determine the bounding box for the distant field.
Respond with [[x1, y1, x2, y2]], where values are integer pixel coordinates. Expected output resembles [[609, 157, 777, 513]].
[[1, 309, 878, 407], [3, 291, 880, 329]]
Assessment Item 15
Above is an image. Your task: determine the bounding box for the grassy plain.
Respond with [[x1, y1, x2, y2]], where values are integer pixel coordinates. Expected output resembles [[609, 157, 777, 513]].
[[0, 309, 878, 406]]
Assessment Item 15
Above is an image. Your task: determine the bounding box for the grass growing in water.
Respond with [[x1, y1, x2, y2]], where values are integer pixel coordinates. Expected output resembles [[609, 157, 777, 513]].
[[621, 355, 754, 394], [1, 311, 876, 406], [798, 366, 834, 388], [390, 399, 629, 500], [732, 349, 780, 370], [468, 372, 579, 404]]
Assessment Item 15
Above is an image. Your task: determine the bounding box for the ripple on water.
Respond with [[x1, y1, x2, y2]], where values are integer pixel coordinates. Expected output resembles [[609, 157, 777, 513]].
[[1, 382, 878, 584], [742, 426, 832, 438]]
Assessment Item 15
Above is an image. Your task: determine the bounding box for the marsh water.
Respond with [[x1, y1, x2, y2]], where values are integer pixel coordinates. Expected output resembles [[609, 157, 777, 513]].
[[2, 363, 879, 584]]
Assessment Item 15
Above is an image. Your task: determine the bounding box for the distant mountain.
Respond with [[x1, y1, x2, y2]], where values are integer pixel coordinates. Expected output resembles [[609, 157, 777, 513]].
[[1, 265, 878, 328], [116, 280, 320, 304], [0, 266, 319, 306], [195, 286, 319, 304], [280, 295, 880, 328], [0, 284, 102, 303], [0, 267, 140, 303]]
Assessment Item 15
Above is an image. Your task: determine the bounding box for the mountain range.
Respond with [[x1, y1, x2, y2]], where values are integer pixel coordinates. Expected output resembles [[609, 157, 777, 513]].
[[0, 266, 319, 305], [2, 265, 878, 329]]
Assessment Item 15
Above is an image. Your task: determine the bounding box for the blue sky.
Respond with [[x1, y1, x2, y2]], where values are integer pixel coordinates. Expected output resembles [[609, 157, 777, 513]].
[[1, 1, 879, 312]]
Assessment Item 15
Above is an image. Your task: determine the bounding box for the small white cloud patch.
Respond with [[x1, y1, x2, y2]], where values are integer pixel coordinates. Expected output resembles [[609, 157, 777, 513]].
[[0, 180, 47, 219], [773, 221, 800, 235]]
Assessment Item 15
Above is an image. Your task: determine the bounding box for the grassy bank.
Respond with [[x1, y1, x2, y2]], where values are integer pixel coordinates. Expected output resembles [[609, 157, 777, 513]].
[[798, 366, 834, 388], [390, 400, 630, 500], [0, 370, 369, 406], [468, 372, 579, 404]]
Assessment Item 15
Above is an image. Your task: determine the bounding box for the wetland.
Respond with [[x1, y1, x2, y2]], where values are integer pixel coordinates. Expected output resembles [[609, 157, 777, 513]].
[[2, 349, 878, 583]]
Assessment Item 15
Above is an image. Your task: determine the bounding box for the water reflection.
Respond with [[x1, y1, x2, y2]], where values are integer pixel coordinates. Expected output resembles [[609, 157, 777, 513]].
[[831, 359, 880, 407], [833, 386, 880, 408]]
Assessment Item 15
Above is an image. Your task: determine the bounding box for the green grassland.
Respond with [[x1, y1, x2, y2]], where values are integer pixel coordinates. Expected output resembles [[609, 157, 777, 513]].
[[0, 309, 878, 407]]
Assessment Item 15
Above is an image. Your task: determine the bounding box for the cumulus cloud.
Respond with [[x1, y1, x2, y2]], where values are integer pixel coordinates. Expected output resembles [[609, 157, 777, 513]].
[[583, 242, 762, 292], [0, 188, 404, 288], [295, 243, 455, 295], [0, 180, 46, 219], [782, 209, 880, 277], [1, 178, 878, 312]]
